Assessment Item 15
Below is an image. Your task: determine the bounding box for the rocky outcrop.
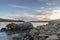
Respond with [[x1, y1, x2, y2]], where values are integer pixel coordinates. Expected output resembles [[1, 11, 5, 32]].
[[1, 28, 6, 32], [6, 22, 33, 32]]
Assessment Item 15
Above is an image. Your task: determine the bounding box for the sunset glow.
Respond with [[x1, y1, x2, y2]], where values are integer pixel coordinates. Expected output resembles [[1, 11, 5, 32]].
[[50, 10, 60, 20]]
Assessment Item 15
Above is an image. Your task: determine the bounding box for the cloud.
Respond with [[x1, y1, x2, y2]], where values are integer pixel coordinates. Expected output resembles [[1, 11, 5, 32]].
[[46, 3, 54, 5], [39, 0, 48, 2], [39, 0, 60, 6], [9, 4, 31, 9], [40, 7, 45, 9], [36, 7, 60, 13], [36, 7, 46, 12], [36, 9, 52, 14], [1, 9, 60, 21], [0, 11, 52, 21], [0, 13, 35, 21], [32, 6, 60, 21], [36, 10, 42, 12]]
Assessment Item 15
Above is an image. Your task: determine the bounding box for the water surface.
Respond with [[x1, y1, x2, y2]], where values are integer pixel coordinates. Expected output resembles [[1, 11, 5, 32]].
[[0, 32, 7, 40]]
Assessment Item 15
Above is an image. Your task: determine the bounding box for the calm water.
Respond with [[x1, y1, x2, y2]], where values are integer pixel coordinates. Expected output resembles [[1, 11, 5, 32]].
[[32, 22, 48, 27], [0, 32, 20, 40], [0, 22, 23, 30], [0, 22, 48, 29], [0, 32, 7, 40]]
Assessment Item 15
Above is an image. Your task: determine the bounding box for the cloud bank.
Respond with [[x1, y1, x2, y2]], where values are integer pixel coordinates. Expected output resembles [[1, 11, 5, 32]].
[[0, 12, 52, 21]]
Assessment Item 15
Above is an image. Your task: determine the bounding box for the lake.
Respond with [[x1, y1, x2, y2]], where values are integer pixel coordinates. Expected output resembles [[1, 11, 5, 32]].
[[0, 32, 8, 40], [0, 22, 48, 30], [0, 32, 18, 40], [0, 22, 48, 29]]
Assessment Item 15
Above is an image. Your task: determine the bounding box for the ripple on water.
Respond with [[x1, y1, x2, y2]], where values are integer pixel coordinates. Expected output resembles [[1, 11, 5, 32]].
[[0, 32, 7, 40]]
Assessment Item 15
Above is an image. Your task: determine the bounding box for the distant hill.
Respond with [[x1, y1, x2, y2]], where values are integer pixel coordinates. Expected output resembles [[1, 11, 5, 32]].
[[0, 18, 24, 22], [51, 19, 60, 22], [48, 19, 60, 25], [30, 21, 50, 22]]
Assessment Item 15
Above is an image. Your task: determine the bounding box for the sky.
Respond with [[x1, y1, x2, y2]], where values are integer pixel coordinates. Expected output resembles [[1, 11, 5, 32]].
[[0, 0, 60, 21]]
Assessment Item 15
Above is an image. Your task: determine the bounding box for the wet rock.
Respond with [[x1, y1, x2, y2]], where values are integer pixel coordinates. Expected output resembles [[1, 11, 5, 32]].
[[1, 28, 6, 32]]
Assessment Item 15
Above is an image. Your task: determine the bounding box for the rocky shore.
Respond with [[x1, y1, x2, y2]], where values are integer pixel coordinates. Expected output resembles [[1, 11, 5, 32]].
[[1, 20, 60, 40]]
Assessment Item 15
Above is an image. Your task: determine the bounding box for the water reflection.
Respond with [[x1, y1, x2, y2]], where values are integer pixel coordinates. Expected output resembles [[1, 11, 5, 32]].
[[32, 22, 48, 27], [0, 32, 7, 40], [0, 32, 20, 40]]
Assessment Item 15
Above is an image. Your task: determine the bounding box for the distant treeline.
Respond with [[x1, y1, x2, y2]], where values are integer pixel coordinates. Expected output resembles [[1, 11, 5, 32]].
[[0, 18, 24, 22]]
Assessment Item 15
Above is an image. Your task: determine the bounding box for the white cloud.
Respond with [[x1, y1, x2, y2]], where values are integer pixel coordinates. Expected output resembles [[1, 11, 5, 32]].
[[0, 12, 52, 21], [2, 9, 60, 21], [36, 7, 60, 13], [36, 9, 52, 13], [46, 2, 56, 6], [39, 0, 60, 6], [40, 7, 45, 9], [49, 10, 60, 20], [0, 13, 36, 21], [9, 4, 31, 9], [36, 10, 42, 12]]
